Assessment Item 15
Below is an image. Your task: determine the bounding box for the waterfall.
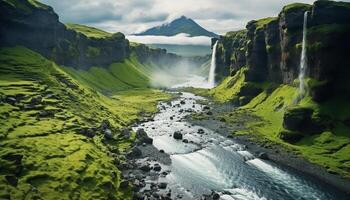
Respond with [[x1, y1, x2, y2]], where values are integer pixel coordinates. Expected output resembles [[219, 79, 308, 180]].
[[208, 41, 218, 88], [298, 11, 309, 100]]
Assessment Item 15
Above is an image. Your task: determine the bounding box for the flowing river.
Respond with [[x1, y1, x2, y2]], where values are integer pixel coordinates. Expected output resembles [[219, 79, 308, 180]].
[[132, 92, 348, 200]]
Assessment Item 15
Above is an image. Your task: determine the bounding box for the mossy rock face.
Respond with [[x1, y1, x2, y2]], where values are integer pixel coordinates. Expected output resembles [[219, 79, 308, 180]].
[[283, 107, 314, 131], [238, 83, 262, 97], [279, 130, 304, 143]]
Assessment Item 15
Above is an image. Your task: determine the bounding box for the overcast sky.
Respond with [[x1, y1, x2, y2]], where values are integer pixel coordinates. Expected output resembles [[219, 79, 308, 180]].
[[42, 0, 323, 35]]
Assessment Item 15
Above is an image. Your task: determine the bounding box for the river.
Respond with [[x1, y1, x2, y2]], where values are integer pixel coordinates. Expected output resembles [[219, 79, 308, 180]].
[[132, 92, 348, 200]]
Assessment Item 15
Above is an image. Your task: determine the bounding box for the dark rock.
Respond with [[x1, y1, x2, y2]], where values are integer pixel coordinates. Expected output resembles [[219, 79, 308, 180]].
[[173, 131, 183, 140], [159, 149, 165, 153], [104, 129, 113, 140], [158, 182, 167, 189], [5, 175, 18, 186], [127, 147, 142, 158], [203, 105, 210, 110], [139, 163, 151, 172], [283, 107, 315, 132], [197, 128, 205, 134], [258, 152, 269, 160], [121, 128, 131, 138], [212, 192, 220, 200], [119, 180, 129, 189], [100, 120, 111, 130], [30, 96, 42, 105], [180, 100, 186, 104], [136, 129, 153, 144], [279, 130, 303, 144], [182, 139, 189, 143], [206, 111, 213, 115], [5, 97, 17, 105], [153, 163, 161, 171], [38, 110, 54, 118]]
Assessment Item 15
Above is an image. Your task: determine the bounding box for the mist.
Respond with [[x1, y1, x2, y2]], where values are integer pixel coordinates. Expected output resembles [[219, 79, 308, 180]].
[[127, 33, 211, 46], [149, 57, 211, 89]]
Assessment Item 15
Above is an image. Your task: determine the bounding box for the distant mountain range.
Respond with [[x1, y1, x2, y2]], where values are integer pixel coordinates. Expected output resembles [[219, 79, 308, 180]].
[[136, 16, 218, 38]]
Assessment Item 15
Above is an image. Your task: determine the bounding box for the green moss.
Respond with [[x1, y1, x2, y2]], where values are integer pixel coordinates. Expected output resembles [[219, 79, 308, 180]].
[[225, 30, 247, 38], [282, 3, 311, 13], [66, 23, 113, 39], [61, 56, 151, 94], [0, 46, 171, 199], [209, 67, 247, 102], [254, 17, 278, 30], [220, 79, 350, 178]]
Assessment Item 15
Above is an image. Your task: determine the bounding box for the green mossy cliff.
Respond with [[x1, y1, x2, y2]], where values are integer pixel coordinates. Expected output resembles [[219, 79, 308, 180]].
[[209, 1, 350, 179], [214, 1, 350, 98], [0, 0, 177, 199]]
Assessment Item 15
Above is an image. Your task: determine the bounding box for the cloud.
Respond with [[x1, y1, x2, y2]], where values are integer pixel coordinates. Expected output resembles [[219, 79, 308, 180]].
[[126, 33, 211, 46], [41, 0, 350, 35]]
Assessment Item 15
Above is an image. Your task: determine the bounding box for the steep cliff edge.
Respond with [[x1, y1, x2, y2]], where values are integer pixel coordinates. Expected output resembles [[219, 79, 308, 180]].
[[210, 1, 350, 179], [215, 1, 350, 98]]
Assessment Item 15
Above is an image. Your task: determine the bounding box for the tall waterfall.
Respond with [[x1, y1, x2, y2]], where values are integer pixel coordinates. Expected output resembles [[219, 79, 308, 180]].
[[208, 41, 218, 88], [298, 11, 309, 100]]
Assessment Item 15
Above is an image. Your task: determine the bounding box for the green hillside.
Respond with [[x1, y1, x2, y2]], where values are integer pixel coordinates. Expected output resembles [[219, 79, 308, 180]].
[[61, 56, 152, 94], [0, 46, 171, 199]]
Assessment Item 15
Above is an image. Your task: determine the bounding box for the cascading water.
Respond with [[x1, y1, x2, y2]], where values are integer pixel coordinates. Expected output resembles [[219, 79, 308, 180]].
[[298, 11, 309, 100], [208, 41, 218, 88]]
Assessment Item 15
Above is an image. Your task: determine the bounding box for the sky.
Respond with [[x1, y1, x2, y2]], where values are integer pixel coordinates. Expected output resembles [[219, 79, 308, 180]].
[[41, 0, 348, 45]]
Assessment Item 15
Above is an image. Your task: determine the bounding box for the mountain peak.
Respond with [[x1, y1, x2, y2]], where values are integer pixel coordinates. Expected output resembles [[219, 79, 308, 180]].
[[136, 16, 218, 38]]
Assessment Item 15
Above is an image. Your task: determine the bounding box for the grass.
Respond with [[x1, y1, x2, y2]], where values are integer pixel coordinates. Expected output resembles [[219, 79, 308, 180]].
[[209, 67, 247, 102], [282, 3, 311, 13], [61, 56, 152, 94], [66, 23, 113, 39], [0, 46, 171, 199], [253, 17, 278, 30], [213, 75, 350, 178]]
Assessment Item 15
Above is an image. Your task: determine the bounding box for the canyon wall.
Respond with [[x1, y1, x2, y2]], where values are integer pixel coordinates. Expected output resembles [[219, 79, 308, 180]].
[[215, 1, 350, 101]]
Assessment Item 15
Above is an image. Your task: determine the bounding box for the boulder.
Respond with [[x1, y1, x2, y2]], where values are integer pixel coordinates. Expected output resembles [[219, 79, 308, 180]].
[[104, 129, 113, 140], [197, 128, 205, 134], [212, 192, 220, 200], [30, 96, 42, 105], [158, 182, 167, 189], [180, 100, 186, 104], [139, 163, 151, 172], [279, 130, 303, 144], [127, 147, 142, 158], [173, 131, 183, 140], [182, 139, 189, 143], [258, 152, 269, 160], [283, 107, 313, 131], [119, 180, 129, 189], [136, 129, 153, 144], [5, 175, 18, 186], [153, 163, 161, 171]]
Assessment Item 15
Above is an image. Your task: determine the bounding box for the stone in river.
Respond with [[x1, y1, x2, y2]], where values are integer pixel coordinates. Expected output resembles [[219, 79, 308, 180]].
[[173, 131, 183, 140]]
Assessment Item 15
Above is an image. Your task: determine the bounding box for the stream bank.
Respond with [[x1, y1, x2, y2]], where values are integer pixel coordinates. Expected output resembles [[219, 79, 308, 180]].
[[122, 92, 349, 200]]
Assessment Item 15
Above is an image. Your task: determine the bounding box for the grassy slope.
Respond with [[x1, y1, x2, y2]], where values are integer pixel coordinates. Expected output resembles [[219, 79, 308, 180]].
[[65, 23, 112, 39], [61, 56, 152, 94], [202, 69, 350, 178], [0, 47, 170, 199]]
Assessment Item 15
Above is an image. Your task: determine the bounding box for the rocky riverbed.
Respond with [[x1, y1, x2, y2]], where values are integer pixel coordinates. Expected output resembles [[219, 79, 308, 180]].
[[122, 92, 349, 200]]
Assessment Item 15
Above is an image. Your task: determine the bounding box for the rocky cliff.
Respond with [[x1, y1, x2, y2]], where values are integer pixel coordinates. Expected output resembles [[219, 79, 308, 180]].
[[0, 0, 130, 69], [0, 0, 191, 70], [214, 0, 350, 102]]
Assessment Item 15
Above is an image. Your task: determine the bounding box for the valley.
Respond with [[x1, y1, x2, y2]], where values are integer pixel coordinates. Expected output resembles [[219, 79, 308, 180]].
[[1, 0, 350, 200]]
